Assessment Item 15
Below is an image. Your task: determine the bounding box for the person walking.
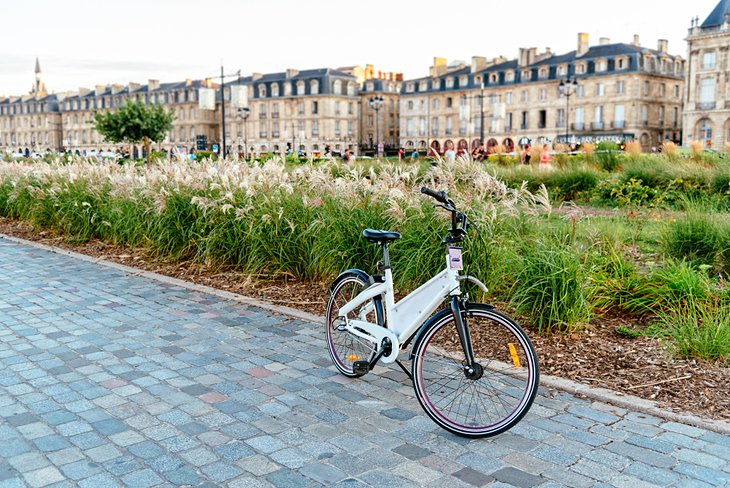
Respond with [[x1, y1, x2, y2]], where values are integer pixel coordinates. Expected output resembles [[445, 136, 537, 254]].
[[539, 144, 552, 168]]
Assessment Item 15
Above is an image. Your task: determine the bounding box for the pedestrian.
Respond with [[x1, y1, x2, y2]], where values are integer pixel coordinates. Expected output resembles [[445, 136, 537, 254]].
[[398, 147, 403, 161], [539, 144, 552, 168], [444, 142, 456, 164]]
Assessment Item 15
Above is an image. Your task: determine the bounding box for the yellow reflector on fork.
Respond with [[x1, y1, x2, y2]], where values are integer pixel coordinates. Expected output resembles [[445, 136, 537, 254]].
[[508, 343, 521, 367]]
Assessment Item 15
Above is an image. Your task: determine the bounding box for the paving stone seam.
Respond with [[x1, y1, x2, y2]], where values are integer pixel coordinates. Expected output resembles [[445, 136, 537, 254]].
[[3, 232, 729, 437]]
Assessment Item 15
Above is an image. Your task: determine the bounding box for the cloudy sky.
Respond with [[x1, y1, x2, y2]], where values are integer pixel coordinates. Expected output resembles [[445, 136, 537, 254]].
[[0, 0, 721, 97]]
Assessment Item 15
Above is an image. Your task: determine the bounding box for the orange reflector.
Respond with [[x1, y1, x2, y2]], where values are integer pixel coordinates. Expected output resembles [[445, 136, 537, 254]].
[[347, 354, 361, 361], [508, 343, 521, 367]]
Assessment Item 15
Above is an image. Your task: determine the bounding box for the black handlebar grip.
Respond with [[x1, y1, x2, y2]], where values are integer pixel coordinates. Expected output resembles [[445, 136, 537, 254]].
[[420, 187, 447, 204]]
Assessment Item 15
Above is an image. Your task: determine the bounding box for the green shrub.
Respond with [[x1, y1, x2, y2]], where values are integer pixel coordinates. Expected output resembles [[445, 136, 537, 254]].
[[509, 236, 591, 333], [595, 141, 621, 172], [657, 302, 730, 362], [662, 212, 729, 272]]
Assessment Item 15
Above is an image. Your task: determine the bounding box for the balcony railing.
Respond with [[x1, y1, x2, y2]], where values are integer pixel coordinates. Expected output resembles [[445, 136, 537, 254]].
[[572, 122, 585, 130], [697, 102, 716, 110], [591, 122, 604, 130], [612, 120, 625, 129]]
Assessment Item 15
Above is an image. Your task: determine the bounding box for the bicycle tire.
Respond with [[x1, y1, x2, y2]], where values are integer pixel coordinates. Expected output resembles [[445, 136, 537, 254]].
[[325, 271, 384, 377], [411, 303, 539, 438]]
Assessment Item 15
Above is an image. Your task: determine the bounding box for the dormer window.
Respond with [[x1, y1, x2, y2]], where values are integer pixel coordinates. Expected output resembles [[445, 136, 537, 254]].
[[538, 67, 549, 79], [490, 73, 499, 83], [297, 80, 305, 95], [310, 79, 319, 94], [283, 82, 292, 96], [557, 65, 567, 76], [596, 59, 607, 72], [474, 75, 483, 86], [257, 84, 266, 97], [522, 70, 531, 80], [459, 75, 469, 87], [575, 63, 586, 74], [419, 80, 428, 92], [505, 71, 514, 82], [432, 79, 441, 90], [406, 82, 415, 93], [445, 77, 454, 88], [271, 83, 279, 97], [366, 82, 374, 91]]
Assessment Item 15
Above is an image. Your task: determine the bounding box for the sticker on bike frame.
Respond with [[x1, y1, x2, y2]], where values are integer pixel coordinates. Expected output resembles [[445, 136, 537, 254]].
[[448, 246, 463, 270]]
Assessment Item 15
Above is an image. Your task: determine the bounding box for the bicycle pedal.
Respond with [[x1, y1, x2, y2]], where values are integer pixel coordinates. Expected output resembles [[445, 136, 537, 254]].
[[352, 361, 370, 376]]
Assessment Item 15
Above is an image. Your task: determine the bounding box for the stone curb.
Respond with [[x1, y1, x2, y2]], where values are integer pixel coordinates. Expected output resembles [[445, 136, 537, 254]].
[[3, 232, 729, 436]]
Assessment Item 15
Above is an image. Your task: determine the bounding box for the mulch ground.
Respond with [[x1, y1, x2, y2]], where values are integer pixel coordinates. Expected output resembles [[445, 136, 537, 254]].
[[1, 217, 728, 422]]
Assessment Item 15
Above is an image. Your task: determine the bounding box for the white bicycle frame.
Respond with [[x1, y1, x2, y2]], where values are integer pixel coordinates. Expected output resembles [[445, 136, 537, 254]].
[[338, 249, 465, 363]]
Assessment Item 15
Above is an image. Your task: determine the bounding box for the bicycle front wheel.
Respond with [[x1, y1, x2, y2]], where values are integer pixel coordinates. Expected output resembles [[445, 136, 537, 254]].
[[325, 272, 383, 377], [411, 303, 539, 438]]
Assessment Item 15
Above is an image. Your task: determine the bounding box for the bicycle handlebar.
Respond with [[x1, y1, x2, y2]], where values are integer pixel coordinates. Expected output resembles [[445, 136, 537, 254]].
[[420, 187, 451, 206]]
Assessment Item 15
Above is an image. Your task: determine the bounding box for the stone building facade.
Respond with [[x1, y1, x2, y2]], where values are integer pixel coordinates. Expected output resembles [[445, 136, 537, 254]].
[[399, 34, 685, 154], [683, 0, 730, 148]]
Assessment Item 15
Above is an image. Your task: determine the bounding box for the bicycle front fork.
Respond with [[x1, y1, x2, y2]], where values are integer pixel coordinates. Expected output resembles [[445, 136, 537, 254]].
[[450, 296, 484, 380]]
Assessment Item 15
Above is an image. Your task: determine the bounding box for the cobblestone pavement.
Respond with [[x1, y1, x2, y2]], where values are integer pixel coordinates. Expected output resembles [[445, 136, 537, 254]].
[[1, 238, 729, 488]]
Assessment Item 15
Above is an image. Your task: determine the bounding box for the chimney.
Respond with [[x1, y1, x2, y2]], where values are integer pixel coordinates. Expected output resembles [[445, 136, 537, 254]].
[[471, 56, 487, 73], [148, 79, 160, 91], [657, 39, 668, 53], [128, 82, 140, 92], [633, 34, 640, 46], [429, 57, 448, 77], [111, 84, 125, 94], [518, 48, 537, 66], [285, 68, 299, 79], [599, 37, 610, 45], [185, 79, 193, 87], [252, 72, 263, 81], [95, 85, 106, 94], [78, 87, 91, 96], [577, 33, 590, 57]]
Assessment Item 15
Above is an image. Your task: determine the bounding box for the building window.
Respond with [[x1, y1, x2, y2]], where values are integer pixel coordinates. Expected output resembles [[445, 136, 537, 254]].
[[596, 60, 607, 72], [596, 83, 605, 96], [419, 81, 428, 91], [702, 52, 717, 70], [347, 121, 353, 136], [333, 80, 342, 95], [521, 90, 529, 102], [594, 106, 604, 129], [271, 84, 279, 97], [574, 108, 584, 129], [259, 123, 267, 138], [641, 105, 648, 125], [335, 101, 341, 115], [298, 101, 305, 115], [348, 102, 353, 115], [614, 105, 625, 128], [576, 63, 586, 74], [616, 81, 625, 94], [347, 82, 356, 96], [272, 121, 279, 137], [521, 111, 528, 129], [310, 80, 319, 95], [700, 78, 716, 107], [334, 121, 341, 137], [659, 83, 666, 97], [283, 82, 292, 96], [258, 85, 266, 98], [272, 103, 279, 118], [431, 117, 439, 136], [445, 116, 453, 135], [312, 101, 318, 114], [297, 81, 305, 95], [259, 105, 267, 118], [538, 88, 547, 101], [505, 91, 513, 104], [407, 100, 413, 110], [446, 77, 454, 88], [432, 79, 441, 90], [643, 81, 650, 96], [446, 97, 452, 108], [311, 120, 319, 136], [557, 108, 565, 128]]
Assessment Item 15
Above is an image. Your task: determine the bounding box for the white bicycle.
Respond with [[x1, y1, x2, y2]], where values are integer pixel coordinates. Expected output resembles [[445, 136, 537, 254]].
[[325, 187, 539, 438]]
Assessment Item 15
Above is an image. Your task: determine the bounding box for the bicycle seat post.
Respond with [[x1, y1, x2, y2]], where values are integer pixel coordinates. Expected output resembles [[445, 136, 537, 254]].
[[381, 243, 392, 270]]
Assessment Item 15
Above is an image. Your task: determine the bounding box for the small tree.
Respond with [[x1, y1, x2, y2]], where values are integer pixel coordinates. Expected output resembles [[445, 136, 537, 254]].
[[93, 99, 175, 163]]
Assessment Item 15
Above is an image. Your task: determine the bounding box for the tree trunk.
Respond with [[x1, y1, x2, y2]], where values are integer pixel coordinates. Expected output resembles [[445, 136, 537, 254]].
[[144, 136, 150, 164]]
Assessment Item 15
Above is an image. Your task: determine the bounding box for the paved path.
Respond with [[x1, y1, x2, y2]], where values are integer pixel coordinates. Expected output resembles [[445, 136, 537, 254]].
[[0, 237, 729, 488]]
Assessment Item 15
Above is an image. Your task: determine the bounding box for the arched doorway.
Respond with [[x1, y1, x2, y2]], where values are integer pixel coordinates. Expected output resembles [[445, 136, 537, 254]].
[[697, 118, 713, 146], [430, 140, 441, 156], [418, 140, 428, 149], [503, 138, 515, 153], [486, 138, 498, 152], [457, 139, 469, 156], [471, 139, 481, 151]]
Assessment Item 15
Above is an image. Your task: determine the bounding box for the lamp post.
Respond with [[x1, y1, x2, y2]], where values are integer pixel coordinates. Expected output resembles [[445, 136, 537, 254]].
[[369, 95, 384, 156], [236, 107, 250, 159], [559, 77, 579, 147], [218, 65, 242, 159]]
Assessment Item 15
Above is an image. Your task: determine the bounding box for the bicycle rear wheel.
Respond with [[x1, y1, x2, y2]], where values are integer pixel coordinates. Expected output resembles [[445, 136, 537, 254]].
[[411, 303, 539, 438], [325, 272, 383, 377]]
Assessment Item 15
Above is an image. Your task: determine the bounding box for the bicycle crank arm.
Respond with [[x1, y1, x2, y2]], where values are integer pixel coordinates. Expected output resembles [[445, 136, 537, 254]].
[[345, 320, 400, 363]]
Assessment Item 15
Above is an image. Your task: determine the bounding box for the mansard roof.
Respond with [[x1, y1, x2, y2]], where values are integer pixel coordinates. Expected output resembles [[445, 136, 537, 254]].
[[701, 0, 730, 28]]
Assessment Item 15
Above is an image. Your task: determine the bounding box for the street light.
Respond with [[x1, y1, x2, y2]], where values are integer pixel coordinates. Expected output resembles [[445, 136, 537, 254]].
[[479, 81, 485, 144], [559, 77, 579, 147], [236, 107, 250, 159], [369, 95, 384, 156]]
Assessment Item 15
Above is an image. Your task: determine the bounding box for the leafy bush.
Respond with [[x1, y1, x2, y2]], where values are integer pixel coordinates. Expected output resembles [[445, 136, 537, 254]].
[[657, 302, 730, 362], [595, 141, 621, 172], [509, 236, 591, 333], [663, 212, 730, 273]]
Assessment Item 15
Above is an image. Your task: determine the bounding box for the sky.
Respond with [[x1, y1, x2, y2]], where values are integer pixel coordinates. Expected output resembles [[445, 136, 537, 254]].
[[0, 0, 722, 97]]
